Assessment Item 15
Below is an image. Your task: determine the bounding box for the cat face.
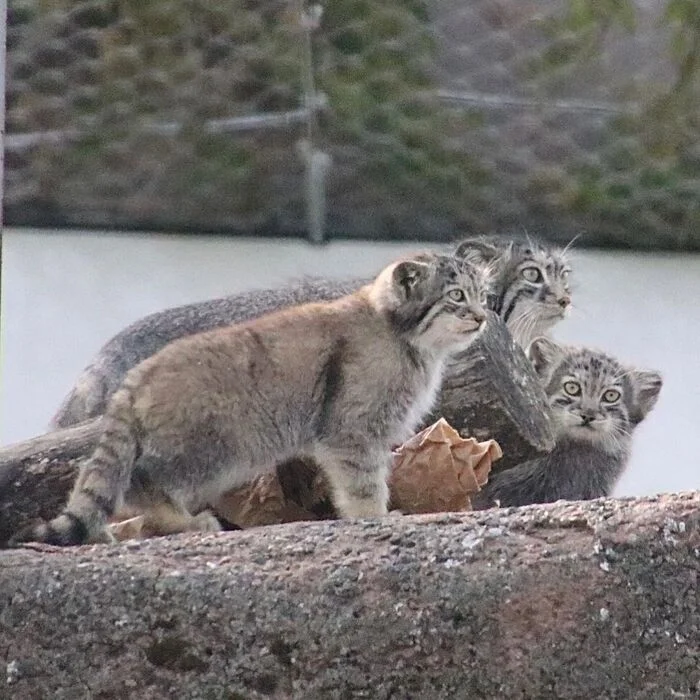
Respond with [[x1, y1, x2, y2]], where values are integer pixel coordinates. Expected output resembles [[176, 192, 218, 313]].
[[385, 252, 490, 356], [455, 235, 571, 348], [528, 337, 662, 451]]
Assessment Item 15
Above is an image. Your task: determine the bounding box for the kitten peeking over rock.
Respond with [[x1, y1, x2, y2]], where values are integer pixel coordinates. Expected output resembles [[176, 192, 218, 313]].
[[474, 338, 662, 509]]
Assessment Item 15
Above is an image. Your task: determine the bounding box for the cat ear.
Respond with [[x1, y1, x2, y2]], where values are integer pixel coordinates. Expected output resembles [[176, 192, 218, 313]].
[[628, 369, 662, 424], [528, 337, 563, 378], [454, 238, 501, 266], [392, 259, 431, 298]]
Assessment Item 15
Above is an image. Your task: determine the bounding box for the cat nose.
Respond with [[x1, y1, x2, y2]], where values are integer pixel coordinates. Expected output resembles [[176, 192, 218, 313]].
[[473, 309, 487, 326], [558, 294, 571, 309], [580, 410, 596, 425]]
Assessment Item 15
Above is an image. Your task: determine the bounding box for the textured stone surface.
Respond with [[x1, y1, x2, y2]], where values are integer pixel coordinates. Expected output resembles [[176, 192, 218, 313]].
[[1, 493, 699, 698]]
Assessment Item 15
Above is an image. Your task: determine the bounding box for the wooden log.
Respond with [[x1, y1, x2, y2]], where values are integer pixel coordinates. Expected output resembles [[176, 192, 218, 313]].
[[0, 418, 103, 545], [0, 494, 698, 698], [432, 312, 555, 471], [0, 315, 554, 542]]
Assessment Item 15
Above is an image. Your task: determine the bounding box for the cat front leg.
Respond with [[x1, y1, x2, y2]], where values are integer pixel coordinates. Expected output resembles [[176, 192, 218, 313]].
[[313, 441, 390, 518]]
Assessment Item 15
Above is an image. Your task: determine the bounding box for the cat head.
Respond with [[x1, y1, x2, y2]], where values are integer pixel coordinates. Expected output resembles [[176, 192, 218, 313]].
[[455, 234, 572, 349], [528, 337, 662, 451], [371, 252, 491, 357]]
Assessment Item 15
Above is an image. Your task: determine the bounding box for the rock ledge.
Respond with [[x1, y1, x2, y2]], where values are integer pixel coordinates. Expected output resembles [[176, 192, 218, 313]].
[[1, 493, 699, 699]]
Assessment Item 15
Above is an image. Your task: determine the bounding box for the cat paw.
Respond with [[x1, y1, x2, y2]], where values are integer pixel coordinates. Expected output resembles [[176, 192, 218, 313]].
[[191, 510, 223, 533]]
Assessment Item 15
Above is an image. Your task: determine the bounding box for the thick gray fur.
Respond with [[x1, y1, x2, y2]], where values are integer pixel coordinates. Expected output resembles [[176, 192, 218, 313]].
[[51, 277, 364, 428], [455, 233, 572, 349], [473, 338, 663, 509], [14, 253, 490, 546]]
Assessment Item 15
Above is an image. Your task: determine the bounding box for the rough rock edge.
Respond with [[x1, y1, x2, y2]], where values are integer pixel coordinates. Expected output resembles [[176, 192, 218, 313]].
[[1, 492, 698, 699]]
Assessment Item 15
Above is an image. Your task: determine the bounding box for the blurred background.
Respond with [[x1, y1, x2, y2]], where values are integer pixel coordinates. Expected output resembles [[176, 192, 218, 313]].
[[6, 0, 700, 245], [1, 0, 699, 495]]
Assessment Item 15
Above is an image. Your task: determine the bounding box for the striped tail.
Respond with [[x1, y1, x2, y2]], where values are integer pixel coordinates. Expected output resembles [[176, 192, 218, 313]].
[[12, 386, 140, 546]]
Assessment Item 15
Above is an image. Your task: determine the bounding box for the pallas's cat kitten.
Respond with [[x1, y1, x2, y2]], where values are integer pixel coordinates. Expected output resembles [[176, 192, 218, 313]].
[[455, 234, 572, 350], [474, 338, 662, 509], [12, 252, 490, 546]]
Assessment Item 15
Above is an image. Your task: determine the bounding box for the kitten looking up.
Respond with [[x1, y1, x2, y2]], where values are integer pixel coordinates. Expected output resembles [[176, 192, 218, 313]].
[[473, 338, 662, 509], [455, 234, 572, 349]]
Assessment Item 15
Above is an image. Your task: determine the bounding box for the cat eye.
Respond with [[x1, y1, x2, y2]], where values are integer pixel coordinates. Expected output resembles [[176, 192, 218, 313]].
[[563, 381, 581, 396], [602, 389, 621, 403], [522, 267, 543, 283], [447, 289, 466, 302]]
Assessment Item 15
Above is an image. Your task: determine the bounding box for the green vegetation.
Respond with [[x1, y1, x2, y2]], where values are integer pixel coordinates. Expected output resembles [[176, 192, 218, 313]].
[[522, 0, 700, 247], [528, 0, 636, 81], [317, 0, 489, 216], [10, 0, 488, 226], [7, 0, 700, 244]]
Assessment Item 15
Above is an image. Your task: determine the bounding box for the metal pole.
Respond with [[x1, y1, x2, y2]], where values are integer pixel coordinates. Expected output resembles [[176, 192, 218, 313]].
[[0, 0, 7, 420], [0, 0, 7, 294], [299, 3, 330, 245]]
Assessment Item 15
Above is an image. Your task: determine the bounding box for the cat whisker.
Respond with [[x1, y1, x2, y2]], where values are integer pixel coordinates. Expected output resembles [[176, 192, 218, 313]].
[[568, 303, 588, 318], [561, 233, 583, 256]]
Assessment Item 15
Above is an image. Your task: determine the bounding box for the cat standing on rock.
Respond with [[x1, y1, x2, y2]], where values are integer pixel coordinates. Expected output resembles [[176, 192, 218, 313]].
[[473, 338, 663, 509], [50, 234, 572, 429], [11, 252, 491, 546]]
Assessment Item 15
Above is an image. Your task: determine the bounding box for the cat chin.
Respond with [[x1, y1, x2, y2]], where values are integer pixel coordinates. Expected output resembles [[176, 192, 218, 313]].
[[566, 425, 605, 441], [562, 424, 623, 448], [508, 317, 557, 349], [541, 309, 568, 326], [529, 312, 561, 337]]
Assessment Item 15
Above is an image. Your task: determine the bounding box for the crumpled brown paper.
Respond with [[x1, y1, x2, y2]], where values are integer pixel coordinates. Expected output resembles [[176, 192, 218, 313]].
[[388, 417, 502, 514], [109, 514, 146, 541], [213, 472, 320, 528], [110, 418, 502, 540]]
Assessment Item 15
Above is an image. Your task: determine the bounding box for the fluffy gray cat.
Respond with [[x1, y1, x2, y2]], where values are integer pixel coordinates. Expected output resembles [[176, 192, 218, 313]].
[[13, 253, 490, 546], [455, 234, 571, 348], [473, 338, 662, 508]]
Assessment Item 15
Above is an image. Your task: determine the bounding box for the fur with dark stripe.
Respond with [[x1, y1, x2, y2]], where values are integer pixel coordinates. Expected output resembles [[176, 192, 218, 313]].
[[12, 252, 490, 546], [454, 233, 572, 349]]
